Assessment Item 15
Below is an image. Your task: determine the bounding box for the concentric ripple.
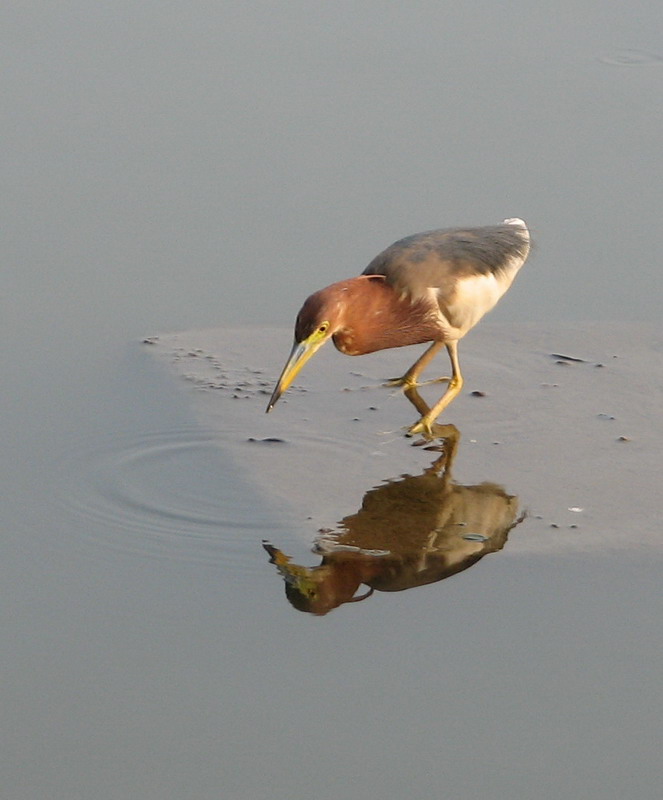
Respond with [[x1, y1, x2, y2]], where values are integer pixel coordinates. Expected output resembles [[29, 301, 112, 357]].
[[599, 49, 663, 67], [56, 427, 289, 568]]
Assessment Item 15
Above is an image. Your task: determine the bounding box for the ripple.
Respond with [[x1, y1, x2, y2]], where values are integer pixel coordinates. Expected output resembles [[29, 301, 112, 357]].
[[599, 49, 663, 67], [56, 427, 289, 568]]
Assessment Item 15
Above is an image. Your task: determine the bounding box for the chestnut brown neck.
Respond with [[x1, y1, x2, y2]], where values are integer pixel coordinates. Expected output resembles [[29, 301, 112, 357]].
[[329, 276, 441, 356]]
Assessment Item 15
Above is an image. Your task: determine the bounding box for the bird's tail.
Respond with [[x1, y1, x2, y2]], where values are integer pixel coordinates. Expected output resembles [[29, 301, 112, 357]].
[[503, 217, 529, 243]]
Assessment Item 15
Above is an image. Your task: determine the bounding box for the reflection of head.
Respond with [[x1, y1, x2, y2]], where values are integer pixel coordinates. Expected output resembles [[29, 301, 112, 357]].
[[284, 581, 317, 613], [284, 577, 374, 615], [263, 543, 375, 615]]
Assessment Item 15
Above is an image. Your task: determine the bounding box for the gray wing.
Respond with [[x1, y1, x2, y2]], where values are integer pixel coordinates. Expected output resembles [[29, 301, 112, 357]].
[[362, 219, 530, 302]]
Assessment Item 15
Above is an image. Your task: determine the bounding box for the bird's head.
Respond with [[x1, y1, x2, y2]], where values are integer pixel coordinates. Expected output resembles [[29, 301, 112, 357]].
[[266, 283, 347, 413]]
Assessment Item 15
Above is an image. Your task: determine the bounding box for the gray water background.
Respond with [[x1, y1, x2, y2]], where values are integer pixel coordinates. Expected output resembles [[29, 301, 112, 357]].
[[3, 2, 663, 798]]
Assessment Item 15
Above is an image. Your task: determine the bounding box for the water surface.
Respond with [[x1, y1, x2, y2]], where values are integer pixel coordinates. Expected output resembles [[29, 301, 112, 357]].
[[3, 2, 663, 798]]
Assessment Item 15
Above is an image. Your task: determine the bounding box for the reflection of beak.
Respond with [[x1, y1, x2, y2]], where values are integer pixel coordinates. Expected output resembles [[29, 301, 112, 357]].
[[266, 336, 326, 412], [263, 542, 319, 596]]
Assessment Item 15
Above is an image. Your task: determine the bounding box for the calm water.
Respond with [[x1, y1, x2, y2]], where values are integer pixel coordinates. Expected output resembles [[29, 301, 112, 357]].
[[3, 2, 663, 798]]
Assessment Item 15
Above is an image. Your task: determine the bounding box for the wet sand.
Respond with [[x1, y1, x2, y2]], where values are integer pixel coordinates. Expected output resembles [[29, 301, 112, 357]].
[[146, 322, 663, 556]]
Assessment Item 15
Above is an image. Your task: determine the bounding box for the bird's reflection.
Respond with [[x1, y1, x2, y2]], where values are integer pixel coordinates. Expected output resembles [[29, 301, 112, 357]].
[[264, 400, 523, 615]]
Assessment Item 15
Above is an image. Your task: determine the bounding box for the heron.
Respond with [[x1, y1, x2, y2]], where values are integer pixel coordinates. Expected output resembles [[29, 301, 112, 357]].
[[266, 218, 530, 434]]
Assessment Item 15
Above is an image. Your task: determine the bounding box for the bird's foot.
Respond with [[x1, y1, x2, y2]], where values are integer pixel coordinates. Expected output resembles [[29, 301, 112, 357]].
[[407, 417, 435, 438], [407, 417, 458, 441], [383, 375, 415, 389], [383, 375, 450, 389]]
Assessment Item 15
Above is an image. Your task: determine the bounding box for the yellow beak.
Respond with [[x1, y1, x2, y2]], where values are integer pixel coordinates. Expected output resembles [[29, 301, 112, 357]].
[[266, 334, 327, 412]]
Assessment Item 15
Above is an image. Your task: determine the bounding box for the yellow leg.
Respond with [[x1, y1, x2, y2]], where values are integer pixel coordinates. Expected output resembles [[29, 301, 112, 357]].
[[408, 341, 464, 435], [384, 341, 449, 388]]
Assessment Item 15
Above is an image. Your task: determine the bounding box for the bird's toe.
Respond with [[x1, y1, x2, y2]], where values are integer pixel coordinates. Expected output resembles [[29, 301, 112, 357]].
[[383, 375, 416, 389], [384, 375, 450, 389], [407, 418, 434, 438]]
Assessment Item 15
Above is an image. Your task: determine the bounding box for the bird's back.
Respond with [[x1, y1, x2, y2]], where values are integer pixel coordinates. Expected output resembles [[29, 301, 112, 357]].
[[362, 219, 530, 336]]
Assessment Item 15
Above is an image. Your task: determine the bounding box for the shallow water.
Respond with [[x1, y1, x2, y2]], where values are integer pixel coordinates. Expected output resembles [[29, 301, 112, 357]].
[[4, 2, 663, 798]]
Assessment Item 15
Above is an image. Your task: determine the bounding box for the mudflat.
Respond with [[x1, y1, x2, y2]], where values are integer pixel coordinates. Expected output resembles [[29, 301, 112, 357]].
[[147, 322, 663, 556]]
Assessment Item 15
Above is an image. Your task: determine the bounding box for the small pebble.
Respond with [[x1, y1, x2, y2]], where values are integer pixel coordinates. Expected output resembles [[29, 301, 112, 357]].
[[470, 390, 486, 397], [617, 435, 631, 442]]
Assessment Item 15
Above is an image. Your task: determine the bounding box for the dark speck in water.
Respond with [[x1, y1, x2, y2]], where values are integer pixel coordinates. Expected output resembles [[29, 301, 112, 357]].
[[247, 437, 287, 444], [550, 353, 587, 363]]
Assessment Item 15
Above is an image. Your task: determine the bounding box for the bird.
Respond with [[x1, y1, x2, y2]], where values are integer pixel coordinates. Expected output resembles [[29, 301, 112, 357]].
[[266, 218, 530, 435]]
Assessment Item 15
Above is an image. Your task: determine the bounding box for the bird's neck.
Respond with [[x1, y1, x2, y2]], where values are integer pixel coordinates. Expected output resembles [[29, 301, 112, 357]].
[[331, 276, 441, 356]]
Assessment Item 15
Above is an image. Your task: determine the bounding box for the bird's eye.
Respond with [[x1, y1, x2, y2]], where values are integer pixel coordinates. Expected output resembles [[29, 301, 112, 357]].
[[318, 322, 329, 335]]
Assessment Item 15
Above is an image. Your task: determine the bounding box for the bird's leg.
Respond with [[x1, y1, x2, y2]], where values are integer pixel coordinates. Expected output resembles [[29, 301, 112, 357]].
[[408, 341, 464, 436], [384, 341, 448, 388], [403, 385, 432, 418]]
